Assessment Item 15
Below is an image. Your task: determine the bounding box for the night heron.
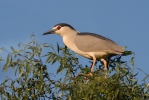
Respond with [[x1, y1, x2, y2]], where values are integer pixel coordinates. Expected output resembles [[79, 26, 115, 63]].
[[43, 23, 124, 76]]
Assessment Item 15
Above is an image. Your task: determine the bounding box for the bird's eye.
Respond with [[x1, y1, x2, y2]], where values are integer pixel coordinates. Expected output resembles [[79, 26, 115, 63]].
[[57, 26, 61, 30]]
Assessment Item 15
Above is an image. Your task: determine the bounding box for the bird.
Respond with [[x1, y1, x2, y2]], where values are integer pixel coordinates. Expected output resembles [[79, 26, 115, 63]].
[[43, 23, 124, 77]]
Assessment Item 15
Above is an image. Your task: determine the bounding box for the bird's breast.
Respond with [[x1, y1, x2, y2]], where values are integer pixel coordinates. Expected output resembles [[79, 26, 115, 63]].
[[63, 35, 81, 52]]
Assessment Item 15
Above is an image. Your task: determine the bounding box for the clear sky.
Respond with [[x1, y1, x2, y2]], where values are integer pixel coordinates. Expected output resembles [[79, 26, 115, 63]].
[[0, 1, 149, 84]]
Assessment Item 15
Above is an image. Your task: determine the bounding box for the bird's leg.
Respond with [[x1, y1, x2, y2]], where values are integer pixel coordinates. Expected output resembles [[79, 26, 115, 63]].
[[90, 57, 96, 72], [101, 58, 108, 78], [77, 57, 96, 77], [88, 57, 96, 76], [100, 58, 107, 70]]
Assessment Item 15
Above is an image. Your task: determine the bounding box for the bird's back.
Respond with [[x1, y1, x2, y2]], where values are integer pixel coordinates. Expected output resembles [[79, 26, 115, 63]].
[[75, 32, 124, 54]]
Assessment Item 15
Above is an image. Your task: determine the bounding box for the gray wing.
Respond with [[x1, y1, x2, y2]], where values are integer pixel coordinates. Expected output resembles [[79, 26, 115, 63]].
[[75, 32, 123, 53]]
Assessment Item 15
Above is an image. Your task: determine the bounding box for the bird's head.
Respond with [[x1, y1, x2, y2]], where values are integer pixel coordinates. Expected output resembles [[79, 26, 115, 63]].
[[43, 23, 76, 36]]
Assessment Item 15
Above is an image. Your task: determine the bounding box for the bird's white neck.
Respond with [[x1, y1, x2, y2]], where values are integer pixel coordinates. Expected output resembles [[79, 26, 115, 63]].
[[62, 30, 78, 52], [58, 27, 77, 37]]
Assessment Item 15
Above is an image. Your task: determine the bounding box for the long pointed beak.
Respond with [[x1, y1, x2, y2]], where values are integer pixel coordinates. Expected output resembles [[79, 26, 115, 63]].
[[43, 29, 55, 35]]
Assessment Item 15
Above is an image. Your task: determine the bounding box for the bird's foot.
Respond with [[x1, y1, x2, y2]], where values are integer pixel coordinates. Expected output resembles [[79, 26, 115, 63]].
[[103, 68, 108, 78], [77, 72, 93, 77], [103, 67, 108, 71], [104, 74, 108, 78], [86, 72, 93, 77]]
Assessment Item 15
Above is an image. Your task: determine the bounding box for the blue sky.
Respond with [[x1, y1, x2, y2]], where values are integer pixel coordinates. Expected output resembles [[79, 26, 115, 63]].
[[0, 1, 149, 84]]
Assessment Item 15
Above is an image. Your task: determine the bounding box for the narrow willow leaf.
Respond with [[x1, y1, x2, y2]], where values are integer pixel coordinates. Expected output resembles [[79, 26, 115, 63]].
[[18, 43, 22, 47], [116, 66, 119, 75], [11, 81, 15, 90], [29, 54, 34, 60], [130, 79, 137, 82], [57, 42, 59, 53], [3, 54, 12, 71], [14, 50, 22, 54], [57, 65, 63, 74], [2, 79, 8, 85], [142, 74, 149, 82], [30, 34, 35, 39], [37, 48, 42, 56], [52, 57, 58, 65], [46, 53, 54, 63], [10, 46, 14, 52], [46, 56, 52, 63], [0, 57, 3, 61], [144, 93, 149, 97], [15, 66, 19, 76], [40, 66, 43, 79], [131, 57, 134, 66], [67, 94, 71, 100], [119, 67, 127, 74], [122, 51, 133, 56], [42, 43, 50, 47], [115, 88, 119, 98], [133, 72, 139, 77], [64, 45, 67, 52], [49, 44, 55, 52], [19, 69, 23, 78]]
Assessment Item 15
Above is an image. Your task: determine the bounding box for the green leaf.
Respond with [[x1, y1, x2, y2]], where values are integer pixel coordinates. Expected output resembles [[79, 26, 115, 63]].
[[52, 57, 58, 65], [15, 66, 19, 76], [57, 64, 63, 74], [131, 57, 134, 66], [142, 74, 149, 82], [30, 34, 35, 39], [3, 54, 12, 71], [19, 69, 24, 78], [115, 88, 119, 98], [13, 50, 22, 54], [49, 44, 55, 52], [24, 41, 32, 50], [10, 46, 14, 52], [0, 57, 3, 61], [64, 45, 67, 52], [143, 93, 149, 97], [42, 43, 50, 47], [122, 51, 133, 56], [46, 52, 53, 63], [46, 52, 55, 63], [57, 42, 59, 53], [2, 79, 8, 85], [37, 48, 42, 56], [29, 54, 34, 60], [130, 79, 137, 82], [18, 43, 22, 47]]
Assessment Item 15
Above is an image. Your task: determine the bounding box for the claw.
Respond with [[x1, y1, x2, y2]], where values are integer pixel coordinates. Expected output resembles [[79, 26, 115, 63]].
[[103, 68, 108, 71], [77, 72, 93, 77], [104, 70, 108, 78], [87, 72, 93, 77], [83, 72, 93, 77]]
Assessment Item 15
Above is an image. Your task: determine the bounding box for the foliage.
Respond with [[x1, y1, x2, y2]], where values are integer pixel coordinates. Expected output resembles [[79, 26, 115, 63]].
[[0, 35, 149, 100], [0, 35, 58, 100]]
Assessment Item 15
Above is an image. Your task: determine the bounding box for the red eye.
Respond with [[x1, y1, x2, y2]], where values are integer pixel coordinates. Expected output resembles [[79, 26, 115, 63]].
[[57, 26, 61, 30]]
